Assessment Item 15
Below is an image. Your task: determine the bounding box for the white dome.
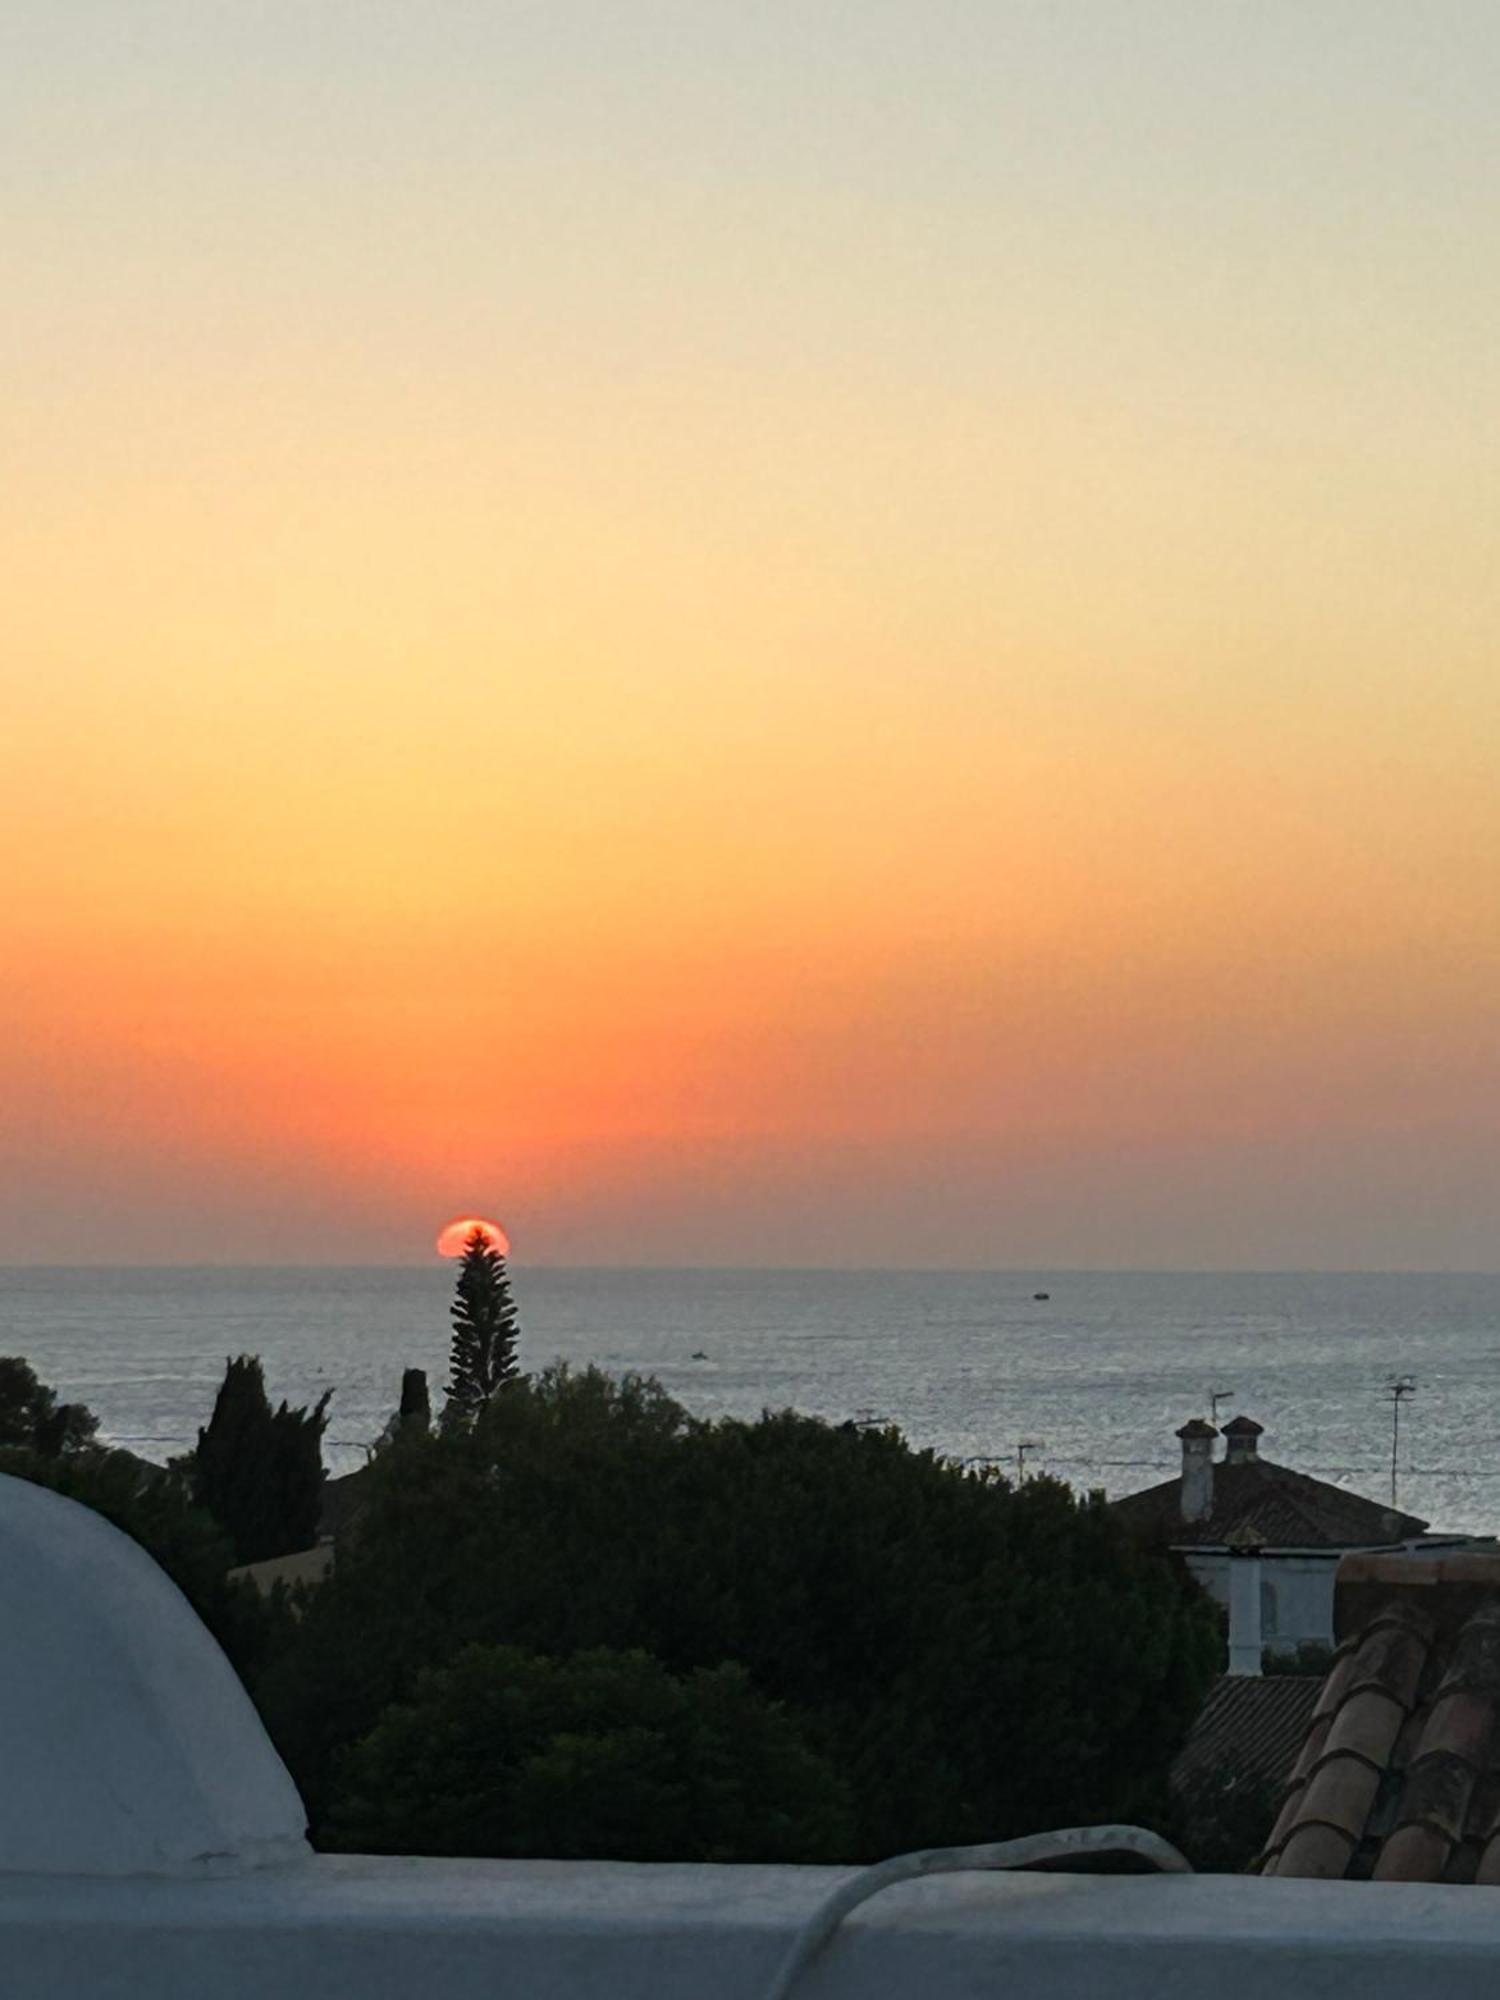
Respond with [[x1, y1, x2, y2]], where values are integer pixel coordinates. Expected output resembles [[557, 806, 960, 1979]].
[[0, 1471, 311, 1876]]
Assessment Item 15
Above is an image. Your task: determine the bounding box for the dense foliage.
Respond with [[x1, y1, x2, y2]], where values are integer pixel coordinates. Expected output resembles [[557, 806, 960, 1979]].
[[192, 1355, 331, 1566], [444, 1231, 521, 1417], [0, 1355, 98, 1456], [260, 1366, 1220, 1857], [325, 1645, 852, 1862], [1164, 1760, 1283, 1873]]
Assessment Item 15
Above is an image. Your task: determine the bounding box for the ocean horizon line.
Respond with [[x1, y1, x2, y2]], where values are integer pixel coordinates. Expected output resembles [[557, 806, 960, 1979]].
[[3, 1261, 1499, 1280]]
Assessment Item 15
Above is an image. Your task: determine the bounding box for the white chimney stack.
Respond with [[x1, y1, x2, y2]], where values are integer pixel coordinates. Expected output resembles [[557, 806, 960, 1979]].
[[1226, 1528, 1265, 1676], [1177, 1419, 1217, 1525]]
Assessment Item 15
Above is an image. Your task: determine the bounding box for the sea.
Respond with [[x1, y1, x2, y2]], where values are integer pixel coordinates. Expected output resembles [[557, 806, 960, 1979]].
[[3, 1265, 1499, 1534]]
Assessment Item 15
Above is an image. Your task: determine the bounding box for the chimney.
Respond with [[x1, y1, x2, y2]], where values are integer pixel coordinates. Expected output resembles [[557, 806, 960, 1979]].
[[1222, 1414, 1263, 1466], [1177, 1418, 1217, 1525], [1226, 1525, 1265, 1676]]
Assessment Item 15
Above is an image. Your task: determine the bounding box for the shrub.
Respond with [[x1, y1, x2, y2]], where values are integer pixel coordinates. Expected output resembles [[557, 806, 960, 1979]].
[[0, 1356, 98, 1456], [325, 1644, 852, 1862], [262, 1366, 1219, 1856]]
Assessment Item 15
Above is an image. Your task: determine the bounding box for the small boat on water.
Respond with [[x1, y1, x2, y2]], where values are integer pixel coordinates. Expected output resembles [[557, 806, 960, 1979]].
[[1033, 1291, 1050, 1302]]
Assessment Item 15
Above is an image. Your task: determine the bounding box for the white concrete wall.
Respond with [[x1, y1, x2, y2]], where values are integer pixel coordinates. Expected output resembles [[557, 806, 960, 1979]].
[[0, 1473, 308, 1877], [4, 1857, 1500, 2000], [1186, 1551, 1340, 1653]]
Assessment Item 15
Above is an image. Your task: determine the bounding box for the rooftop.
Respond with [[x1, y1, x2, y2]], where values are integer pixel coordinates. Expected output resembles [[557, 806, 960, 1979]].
[[1111, 1454, 1428, 1549], [1172, 1675, 1321, 1793], [1260, 1551, 1500, 1883]]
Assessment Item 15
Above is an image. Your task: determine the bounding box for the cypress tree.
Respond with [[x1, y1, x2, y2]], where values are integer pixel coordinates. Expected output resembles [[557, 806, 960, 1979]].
[[445, 1229, 521, 1418], [192, 1355, 331, 1564], [398, 1367, 432, 1433]]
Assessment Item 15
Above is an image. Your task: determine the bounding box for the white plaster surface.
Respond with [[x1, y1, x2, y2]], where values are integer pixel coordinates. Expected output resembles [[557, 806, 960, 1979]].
[[1187, 1549, 1341, 1651], [3, 1858, 1500, 1999], [0, 1472, 309, 1877]]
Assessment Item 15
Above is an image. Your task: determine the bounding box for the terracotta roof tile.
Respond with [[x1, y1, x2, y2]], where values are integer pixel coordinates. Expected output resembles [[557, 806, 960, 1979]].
[[1342, 1611, 1431, 1708], [1398, 1751, 1477, 1849], [1421, 1690, 1497, 1768], [1297, 1753, 1382, 1835], [1446, 1602, 1500, 1690], [1446, 1838, 1482, 1885], [1321, 1687, 1405, 1769], [1464, 1766, 1500, 1841], [1375, 1822, 1452, 1882], [1287, 1709, 1334, 1785], [1258, 1551, 1500, 1884], [1275, 1821, 1358, 1878], [1309, 1641, 1359, 1723], [1474, 1829, 1500, 1885], [1262, 1777, 1311, 1858]]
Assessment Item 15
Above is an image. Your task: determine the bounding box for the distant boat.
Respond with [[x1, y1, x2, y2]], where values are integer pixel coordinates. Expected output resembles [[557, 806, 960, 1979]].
[[690, 1350, 708, 1361], [1033, 1291, 1051, 1301]]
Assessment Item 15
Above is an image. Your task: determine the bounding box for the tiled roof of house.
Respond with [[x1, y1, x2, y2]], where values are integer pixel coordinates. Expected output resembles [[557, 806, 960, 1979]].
[[1110, 1457, 1428, 1549], [1258, 1552, 1500, 1883], [1172, 1674, 1322, 1792]]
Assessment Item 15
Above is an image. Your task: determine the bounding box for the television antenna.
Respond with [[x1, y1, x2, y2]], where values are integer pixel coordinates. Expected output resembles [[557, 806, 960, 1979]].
[[1016, 1439, 1045, 1481], [1210, 1389, 1236, 1426], [1384, 1376, 1417, 1509]]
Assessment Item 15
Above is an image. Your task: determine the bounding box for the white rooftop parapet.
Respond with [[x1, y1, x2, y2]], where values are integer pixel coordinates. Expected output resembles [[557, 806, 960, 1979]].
[[3, 1859, 1500, 2000], [0, 1471, 310, 1878]]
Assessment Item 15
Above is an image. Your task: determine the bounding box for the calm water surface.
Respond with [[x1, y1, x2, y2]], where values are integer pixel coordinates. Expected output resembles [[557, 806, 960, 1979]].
[[3, 1266, 1498, 1532]]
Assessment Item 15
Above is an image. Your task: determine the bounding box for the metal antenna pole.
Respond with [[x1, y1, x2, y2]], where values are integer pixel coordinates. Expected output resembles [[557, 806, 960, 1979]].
[[1210, 1389, 1236, 1426], [1386, 1377, 1416, 1509], [1016, 1440, 1044, 1482]]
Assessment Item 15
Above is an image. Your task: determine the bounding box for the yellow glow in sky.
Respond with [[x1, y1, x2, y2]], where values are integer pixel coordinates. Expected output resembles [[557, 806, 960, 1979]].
[[5, 3, 1498, 1265]]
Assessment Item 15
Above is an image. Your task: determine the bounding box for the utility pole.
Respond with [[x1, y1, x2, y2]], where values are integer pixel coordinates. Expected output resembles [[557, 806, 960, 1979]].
[[1385, 1377, 1416, 1509], [1016, 1439, 1045, 1482]]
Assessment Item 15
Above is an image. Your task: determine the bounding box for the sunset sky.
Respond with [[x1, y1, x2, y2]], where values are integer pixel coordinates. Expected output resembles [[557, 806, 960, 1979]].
[[5, 3, 1498, 1268]]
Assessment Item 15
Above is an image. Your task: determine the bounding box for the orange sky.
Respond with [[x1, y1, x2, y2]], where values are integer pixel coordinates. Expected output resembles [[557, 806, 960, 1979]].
[[4, 4, 1498, 1266]]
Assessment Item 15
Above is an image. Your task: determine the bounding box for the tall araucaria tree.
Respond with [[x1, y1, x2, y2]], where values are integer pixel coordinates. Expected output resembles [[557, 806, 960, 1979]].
[[445, 1229, 522, 1419]]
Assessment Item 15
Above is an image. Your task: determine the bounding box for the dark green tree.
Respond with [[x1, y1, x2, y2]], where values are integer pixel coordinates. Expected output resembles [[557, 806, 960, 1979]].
[[398, 1367, 431, 1433], [0, 1356, 98, 1456], [444, 1230, 521, 1418], [324, 1645, 852, 1863], [191, 1355, 331, 1566], [261, 1367, 1220, 1853]]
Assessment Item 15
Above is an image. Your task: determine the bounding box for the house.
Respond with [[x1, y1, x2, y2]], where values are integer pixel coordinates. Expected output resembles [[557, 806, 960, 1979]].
[[1110, 1416, 1440, 1662]]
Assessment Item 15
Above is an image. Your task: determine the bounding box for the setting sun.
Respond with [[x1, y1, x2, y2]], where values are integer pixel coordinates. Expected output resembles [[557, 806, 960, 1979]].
[[436, 1216, 511, 1260]]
